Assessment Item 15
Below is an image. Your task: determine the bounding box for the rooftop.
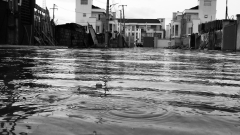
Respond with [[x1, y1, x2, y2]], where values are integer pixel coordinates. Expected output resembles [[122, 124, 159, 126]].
[[120, 19, 161, 24], [92, 5, 101, 9], [189, 6, 199, 10]]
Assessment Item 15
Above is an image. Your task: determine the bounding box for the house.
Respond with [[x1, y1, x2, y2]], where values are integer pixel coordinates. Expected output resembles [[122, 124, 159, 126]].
[[170, 0, 217, 43], [171, 12, 183, 39], [119, 18, 166, 43], [75, 0, 117, 34]]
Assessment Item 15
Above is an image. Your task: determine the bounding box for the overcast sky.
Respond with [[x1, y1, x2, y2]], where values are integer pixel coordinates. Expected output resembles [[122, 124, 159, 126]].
[[36, 0, 239, 25]]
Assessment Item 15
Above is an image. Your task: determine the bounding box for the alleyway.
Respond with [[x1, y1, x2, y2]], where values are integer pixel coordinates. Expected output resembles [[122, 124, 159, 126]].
[[0, 48, 240, 135]]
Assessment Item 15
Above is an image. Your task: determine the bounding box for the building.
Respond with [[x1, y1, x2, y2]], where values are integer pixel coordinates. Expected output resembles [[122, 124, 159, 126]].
[[119, 18, 166, 43], [75, 0, 117, 34], [0, 0, 35, 45], [166, 24, 171, 39], [171, 12, 183, 39], [170, 0, 217, 41]]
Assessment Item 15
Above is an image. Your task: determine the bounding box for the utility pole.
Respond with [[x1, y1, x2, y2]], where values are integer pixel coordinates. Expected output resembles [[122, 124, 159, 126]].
[[110, 3, 118, 12], [105, 0, 110, 47], [225, 0, 228, 19], [50, 4, 58, 21], [14, 0, 19, 45], [8, 0, 19, 45], [119, 5, 127, 35], [119, 10, 122, 33]]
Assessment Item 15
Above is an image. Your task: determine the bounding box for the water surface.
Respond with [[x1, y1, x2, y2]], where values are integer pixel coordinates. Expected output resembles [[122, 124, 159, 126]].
[[0, 48, 240, 135]]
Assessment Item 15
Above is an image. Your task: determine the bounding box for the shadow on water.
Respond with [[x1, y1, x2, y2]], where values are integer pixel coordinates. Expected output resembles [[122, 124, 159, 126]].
[[0, 49, 53, 135]]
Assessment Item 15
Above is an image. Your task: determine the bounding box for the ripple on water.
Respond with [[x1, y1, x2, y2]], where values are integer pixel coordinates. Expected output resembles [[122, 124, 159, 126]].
[[104, 104, 172, 123], [36, 93, 72, 103], [66, 96, 172, 123]]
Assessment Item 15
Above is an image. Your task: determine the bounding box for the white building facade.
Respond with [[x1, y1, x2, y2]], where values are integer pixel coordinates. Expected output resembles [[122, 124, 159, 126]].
[[171, 0, 217, 39], [75, 0, 118, 34], [118, 19, 166, 43]]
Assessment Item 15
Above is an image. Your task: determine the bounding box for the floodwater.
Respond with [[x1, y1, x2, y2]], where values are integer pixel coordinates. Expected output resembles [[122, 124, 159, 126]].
[[0, 48, 240, 135]]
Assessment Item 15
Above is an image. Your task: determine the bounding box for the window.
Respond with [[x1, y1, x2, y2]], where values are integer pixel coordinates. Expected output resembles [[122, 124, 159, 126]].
[[110, 24, 112, 31], [188, 27, 192, 34], [132, 26, 135, 31], [175, 25, 179, 36], [84, 26, 88, 32], [98, 14, 101, 20], [187, 15, 191, 21], [172, 26, 174, 35], [96, 26, 100, 33], [204, 0, 211, 6], [83, 13, 86, 17], [81, 0, 88, 5]]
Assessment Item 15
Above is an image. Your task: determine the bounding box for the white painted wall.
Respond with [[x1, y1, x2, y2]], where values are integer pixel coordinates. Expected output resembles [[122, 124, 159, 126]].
[[186, 22, 193, 35], [76, 0, 93, 25], [156, 39, 171, 48], [166, 25, 170, 39], [192, 20, 201, 33], [198, 0, 217, 23], [172, 22, 181, 38]]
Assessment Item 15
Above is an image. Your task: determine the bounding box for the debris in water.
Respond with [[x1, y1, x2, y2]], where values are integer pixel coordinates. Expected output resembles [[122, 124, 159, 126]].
[[96, 83, 103, 89]]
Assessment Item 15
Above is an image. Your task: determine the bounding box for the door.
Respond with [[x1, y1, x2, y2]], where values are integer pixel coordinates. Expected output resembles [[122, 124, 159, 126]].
[[143, 37, 154, 47], [190, 34, 196, 48], [222, 23, 237, 51]]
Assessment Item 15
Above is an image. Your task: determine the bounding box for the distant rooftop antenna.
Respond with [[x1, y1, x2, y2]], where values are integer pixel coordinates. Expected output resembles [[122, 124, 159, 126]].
[[42, 0, 46, 9]]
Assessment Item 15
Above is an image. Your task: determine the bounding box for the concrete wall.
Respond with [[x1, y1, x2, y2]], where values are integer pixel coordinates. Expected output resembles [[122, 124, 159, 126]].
[[156, 39, 170, 48], [175, 38, 181, 45], [166, 25, 170, 39], [198, 0, 217, 23], [182, 37, 190, 47]]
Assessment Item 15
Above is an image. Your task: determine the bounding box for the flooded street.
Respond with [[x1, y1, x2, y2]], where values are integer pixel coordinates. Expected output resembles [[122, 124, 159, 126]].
[[0, 48, 240, 135]]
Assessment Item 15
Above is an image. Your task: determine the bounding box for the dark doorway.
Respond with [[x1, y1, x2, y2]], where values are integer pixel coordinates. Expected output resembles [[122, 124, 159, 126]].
[[222, 23, 237, 51]]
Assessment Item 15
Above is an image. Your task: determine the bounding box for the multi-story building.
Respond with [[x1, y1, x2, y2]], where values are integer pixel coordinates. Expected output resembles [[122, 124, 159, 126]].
[[118, 18, 165, 43], [171, 12, 183, 38], [171, 0, 217, 40], [75, 0, 117, 34]]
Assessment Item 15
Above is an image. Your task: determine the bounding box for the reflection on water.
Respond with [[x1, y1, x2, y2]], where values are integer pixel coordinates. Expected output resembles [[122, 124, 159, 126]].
[[0, 48, 240, 135]]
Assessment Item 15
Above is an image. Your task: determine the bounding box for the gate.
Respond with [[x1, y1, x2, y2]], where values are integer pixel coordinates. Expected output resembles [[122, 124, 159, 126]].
[[143, 37, 154, 47], [222, 23, 237, 51]]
